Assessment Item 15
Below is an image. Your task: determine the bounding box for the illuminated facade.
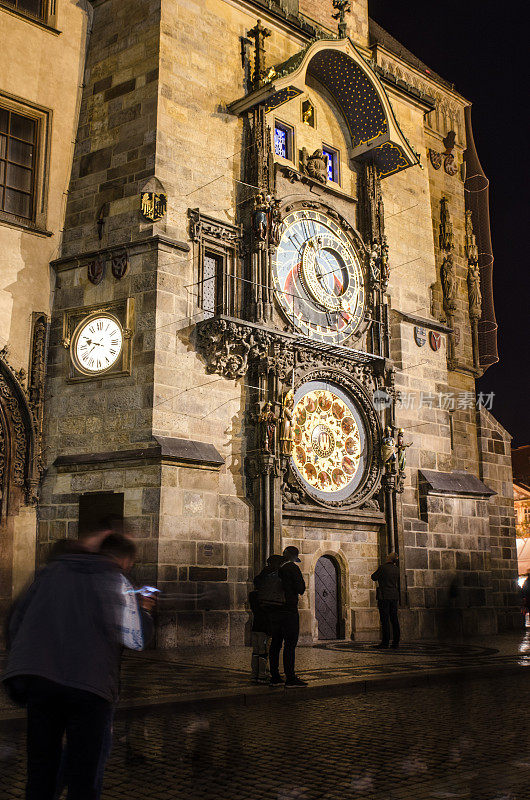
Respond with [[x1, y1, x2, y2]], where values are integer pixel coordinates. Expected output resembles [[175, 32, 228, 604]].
[[0, 0, 519, 644]]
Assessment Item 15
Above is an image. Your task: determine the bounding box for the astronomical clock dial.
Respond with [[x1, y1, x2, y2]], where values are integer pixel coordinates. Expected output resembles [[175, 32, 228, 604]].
[[272, 209, 365, 344], [291, 381, 367, 502], [71, 313, 124, 376]]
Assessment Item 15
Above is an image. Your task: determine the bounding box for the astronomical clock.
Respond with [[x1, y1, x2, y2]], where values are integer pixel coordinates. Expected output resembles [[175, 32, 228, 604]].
[[195, 35, 407, 563], [271, 209, 365, 344]]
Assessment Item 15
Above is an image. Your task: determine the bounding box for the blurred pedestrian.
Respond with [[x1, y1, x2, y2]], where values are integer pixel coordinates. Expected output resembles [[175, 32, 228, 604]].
[[521, 572, 530, 629], [251, 554, 284, 683], [2, 532, 154, 800], [268, 546, 307, 687], [371, 552, 400, 649], [48, 514, 122, 561]]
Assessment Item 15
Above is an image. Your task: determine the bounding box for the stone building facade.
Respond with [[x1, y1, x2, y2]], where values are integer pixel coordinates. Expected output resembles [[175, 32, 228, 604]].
[[0, 0, 519, 645], [0, 0, 90, 627]]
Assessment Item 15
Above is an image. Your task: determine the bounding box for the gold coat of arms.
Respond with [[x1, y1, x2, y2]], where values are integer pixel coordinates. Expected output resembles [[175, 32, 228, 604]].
[[141, 192, 167, 221]]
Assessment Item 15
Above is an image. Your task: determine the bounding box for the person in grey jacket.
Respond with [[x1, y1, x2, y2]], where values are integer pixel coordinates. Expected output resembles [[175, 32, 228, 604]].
[[2, 533, 153, 800], [371, 552, 400, 649]]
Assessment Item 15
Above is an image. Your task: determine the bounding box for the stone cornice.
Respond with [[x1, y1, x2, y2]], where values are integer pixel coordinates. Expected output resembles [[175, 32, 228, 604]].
[[50, 234, 190, 272]]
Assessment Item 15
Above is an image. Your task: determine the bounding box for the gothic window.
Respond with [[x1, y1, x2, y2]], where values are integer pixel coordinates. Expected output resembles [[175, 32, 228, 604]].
[[322, 145, 339, 184], [201, 252, 223, 318], [2, 0, 46, 21], [0, 106, 38, 220], [274, 120, 293, 161]]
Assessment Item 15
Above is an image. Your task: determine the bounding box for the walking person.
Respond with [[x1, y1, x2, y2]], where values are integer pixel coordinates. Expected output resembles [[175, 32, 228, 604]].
[[2, 532, 154, 800], [268, 546, 307, 687], [371, 551, 400, 649]]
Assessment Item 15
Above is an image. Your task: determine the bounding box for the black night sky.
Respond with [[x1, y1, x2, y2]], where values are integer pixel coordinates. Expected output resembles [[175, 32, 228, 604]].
[[369, 0, 529, 446]]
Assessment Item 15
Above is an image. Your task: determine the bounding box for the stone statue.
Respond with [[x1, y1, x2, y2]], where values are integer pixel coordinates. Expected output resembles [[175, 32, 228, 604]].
[[253, 193, 268, 241], [441, 252, 457, 312], [380, 238, 390, 290], [467, 262, 482, 320], [396, 428, 412, 473], [369, 241, 380, 284], [259, 401, 279, 454], [381, 426, 397, 471], [279, 391, 294, 456], [269, 198, 282, 247], [300, 147, 328, 184]]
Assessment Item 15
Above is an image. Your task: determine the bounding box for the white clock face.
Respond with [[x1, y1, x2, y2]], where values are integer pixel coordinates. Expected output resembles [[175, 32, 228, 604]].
[[72, 314, 123, 375]]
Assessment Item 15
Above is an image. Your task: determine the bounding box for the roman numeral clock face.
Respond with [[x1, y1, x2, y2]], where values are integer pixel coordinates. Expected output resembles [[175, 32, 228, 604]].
[[71, 314, 123, 375], [272, 209, 365, 343]]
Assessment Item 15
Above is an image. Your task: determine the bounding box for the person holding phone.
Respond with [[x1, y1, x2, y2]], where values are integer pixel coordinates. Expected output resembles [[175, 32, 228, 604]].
[[3, 532, 155, 800]]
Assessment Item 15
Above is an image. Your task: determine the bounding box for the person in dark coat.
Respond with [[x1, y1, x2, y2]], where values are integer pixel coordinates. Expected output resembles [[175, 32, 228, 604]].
[[371, 551, 400, 649], [268, 546, 307, 687], [251, 554, 285, 683], [2, 533, 154, 800]]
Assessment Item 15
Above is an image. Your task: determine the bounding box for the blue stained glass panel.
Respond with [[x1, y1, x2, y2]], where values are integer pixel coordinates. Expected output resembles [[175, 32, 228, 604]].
[[274, 126, 288, 158], [323, 148, 336, 182]]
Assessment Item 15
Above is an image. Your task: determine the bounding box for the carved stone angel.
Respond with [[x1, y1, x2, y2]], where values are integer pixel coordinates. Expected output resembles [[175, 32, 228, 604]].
[[300, 147, 328, 184]]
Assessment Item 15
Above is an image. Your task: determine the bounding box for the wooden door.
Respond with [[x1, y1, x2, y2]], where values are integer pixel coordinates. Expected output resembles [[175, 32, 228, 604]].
[[315, 555, 340, 639]]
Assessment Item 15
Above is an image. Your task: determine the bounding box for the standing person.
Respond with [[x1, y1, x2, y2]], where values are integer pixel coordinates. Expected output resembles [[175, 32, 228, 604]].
[[2, 533, 154, 800], [371, 551, 400, 649], [251, 554, 285, 684], [521, 572, 530, 629], [268, 546, 307, 687]]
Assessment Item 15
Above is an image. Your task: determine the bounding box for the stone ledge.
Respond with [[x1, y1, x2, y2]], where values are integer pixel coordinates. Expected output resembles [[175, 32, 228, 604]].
[[54, 437, 224, 471], [419, 469, 495, 498]]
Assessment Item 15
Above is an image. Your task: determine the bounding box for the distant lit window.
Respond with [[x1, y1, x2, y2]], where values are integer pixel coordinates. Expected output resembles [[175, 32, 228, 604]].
[[0, 107, 38, 220], [274, 121, 293, 161], [323, 145, 339, 184], [2, 0, 46, 21]]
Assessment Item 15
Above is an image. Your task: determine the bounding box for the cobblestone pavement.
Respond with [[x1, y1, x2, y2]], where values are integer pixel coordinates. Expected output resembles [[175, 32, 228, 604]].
[[2, 635, 530, 718], [1, 672, 530, 799]]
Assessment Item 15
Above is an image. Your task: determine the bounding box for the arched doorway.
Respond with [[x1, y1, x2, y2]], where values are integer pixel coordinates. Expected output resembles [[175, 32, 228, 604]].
[[315, 555, 341, 639]]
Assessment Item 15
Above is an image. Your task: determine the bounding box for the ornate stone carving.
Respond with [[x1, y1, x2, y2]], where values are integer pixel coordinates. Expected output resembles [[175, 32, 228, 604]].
[[465, 210, 481, 320], [247, 19, 272, 89], [111, 251, 128, 280], [87, 256, 105, 285], [279, 390, 294, 457], [429, 149, 443, 170], [441, 252, 458, 313], [0, 348, 39, 508], [439, 196, 454, 252], [300, 147, 328, 183], [381, 426, 397, 473], [332, 0, 351, 38], [188, 208, 242, 246], [467, 263, 482, 320], [258, 401, 279, 453], [195, 318, 271, 379], [253, 193, 269, 241]]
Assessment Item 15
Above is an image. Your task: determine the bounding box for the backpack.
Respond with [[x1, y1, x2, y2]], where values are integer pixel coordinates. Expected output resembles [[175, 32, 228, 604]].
[[256, 570, 286, 607]]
